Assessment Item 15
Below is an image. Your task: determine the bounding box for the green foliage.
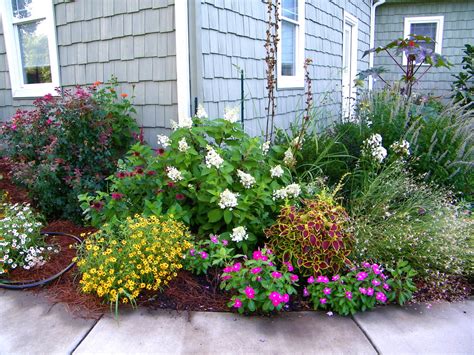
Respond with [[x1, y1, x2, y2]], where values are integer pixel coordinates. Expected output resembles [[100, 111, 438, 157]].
[[452, 44, 474, 105], [265, 193, 354, 276], [351, 162, 473, 277], [0, 78, 138, 221], [220, 248, 298, 314], [183, 234, 239, 275], [80, 115, 297, 251], [306, 261, 417, 316]]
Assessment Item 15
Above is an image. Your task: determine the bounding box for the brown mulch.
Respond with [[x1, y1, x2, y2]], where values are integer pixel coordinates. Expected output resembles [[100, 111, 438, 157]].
[[411, 275, 473, 304], [0, 157, 31, 204]]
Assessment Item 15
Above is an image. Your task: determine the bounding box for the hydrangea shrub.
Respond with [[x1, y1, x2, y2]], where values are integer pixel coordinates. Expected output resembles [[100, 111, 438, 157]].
[[80, 110, 299, 251], [265, 194, 354, 276], [75, 215, 192, 307], [220, 248, 298, 313]]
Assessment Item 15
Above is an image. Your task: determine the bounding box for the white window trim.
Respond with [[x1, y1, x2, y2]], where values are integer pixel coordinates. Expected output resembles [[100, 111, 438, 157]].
[[0, 0, 60, 98], [342, 11, 358, 119], [277, 0, 305, 90], [403, 15, 444, 65]]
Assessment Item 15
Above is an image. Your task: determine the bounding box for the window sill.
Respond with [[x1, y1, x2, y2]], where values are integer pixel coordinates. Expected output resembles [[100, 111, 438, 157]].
[[12, 84, 60, 99]]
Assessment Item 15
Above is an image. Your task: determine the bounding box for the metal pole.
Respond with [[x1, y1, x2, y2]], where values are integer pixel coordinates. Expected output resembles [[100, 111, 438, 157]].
[[241, 69, 244, 128]]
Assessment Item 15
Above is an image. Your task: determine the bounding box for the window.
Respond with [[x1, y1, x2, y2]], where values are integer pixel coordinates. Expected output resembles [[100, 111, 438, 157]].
[[277, 0, 305, 89], [0, 0, 60, 98], [342, 12, 358, 120], [403, 16, 444, 64]]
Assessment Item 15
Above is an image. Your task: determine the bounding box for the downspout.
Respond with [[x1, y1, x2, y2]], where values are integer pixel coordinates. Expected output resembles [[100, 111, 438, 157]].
[[175, 0, 191, 124], [369, 0, 386, 90]]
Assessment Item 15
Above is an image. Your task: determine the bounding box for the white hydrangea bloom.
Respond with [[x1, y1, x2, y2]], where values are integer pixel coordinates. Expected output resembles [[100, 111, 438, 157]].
[[205, 145, 224, 169], [178, 137, 189, 152], [283, 148, 296, 167], [196, 104, 208, 119], [237, 170, 256, 189], [170, 116, 193, 130], [261, 141, 271, 155], [272, 188, 288, 200], [270, 165, 284, 178], [363, 133, 387, 163], [231, 226, 248, 242], [223, 106, 240, 123], [218, 189, 239, 210], [157, 134, 171, 148], [166, 166, 183, 182], [272, 183, 301, 200]]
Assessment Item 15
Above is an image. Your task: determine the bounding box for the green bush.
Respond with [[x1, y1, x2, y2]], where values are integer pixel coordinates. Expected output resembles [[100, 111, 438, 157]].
[[0, 79, 138, 221], [452, 44, 474, 105], [80, 112, 299, 252]]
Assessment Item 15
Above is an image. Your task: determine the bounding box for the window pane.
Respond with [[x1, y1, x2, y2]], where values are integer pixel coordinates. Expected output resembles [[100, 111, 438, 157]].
[[281, 21, 296, 76], [282, 0, 298, 21], [18, 21, 52, 84], [410, 22, 437, 51], [11, 0, 43, 19]]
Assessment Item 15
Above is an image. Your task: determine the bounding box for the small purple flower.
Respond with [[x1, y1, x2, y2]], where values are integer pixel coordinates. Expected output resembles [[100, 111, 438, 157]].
[[359, 287, 367, 295], [223, 266, 233, 273], [232, 263, 242, 272], [233, 298, 242, 308], [251, 267, 262, 274], [323, 287, 331, 295], [332, 275, 340, 281], [189, 249, 195, 256], [271, 271, 282, 279], [356, 272, 368, 281], [200, 251, 208, 259], [290, 274, 299, 282], [222, 239, 229, 246], [362, 261, 371, 268], [383, 283, 391, 291], [210, 235, 219, 244], [303, 287, 310, 297], [371, 264, 381, 275], [320, 298, 327, 304], [367, 287, 374, 296], [372, 279, 381, 286], [317, 276, 329, 284], [280, 293, 290, 303], [307, 276, 315, 284], [345, 291, 353, 300], [376, 292, 387, 303]]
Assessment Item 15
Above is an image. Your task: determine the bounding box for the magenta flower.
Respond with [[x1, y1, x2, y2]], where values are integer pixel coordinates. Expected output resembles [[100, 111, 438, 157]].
[[307, 276, 315, 284], [222, 275, 231, 281], [256, 276, 262, 282], [245, 286, 255, 299], [284, 262, 294, 272], [332, 275, 340, 281], [262, 256, 269, 262], [269, 292, 281, 307], [111, 193, 124, 200], [345, 291, 353, 300], [189, 249, 195, 256], [383, 283, 391, 291], [222, 239, 229, 246], [290, 274, 299, 282], [376, 292, 387, 303], [372, 264, 381, 275], [253, 250, 263, 260], [210, 235, 219, 244], [362, 261, 371, 268], [359, 287, 367, 295], [280, 294, 290, 303], [233, 298, 242, 308], [372, 279, 381, 286], [223, 266, 233, 273], [317, 276, 329, 283], [200, 251, 208, 259], [251, 267, 262, 274], [271, 271, 282, 279], [356, 272, 368, 281], [232, 263, 242, 272], [303, 287, 310, 297], [323, 287, 332, 295], [320, 298, 327, 304], [367, 287, 374, 296]]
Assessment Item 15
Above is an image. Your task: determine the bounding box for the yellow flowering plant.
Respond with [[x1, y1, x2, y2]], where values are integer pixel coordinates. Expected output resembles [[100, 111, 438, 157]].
[[75, 214, 192, 311]]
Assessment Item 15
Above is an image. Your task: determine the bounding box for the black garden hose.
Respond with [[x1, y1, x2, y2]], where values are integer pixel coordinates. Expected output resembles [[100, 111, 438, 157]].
[[0, 231, 82, 290]]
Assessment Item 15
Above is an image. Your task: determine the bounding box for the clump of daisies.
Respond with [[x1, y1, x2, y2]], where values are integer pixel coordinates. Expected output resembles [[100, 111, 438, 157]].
[[0, 203, 56, 275], [362, 133, 387, 163]]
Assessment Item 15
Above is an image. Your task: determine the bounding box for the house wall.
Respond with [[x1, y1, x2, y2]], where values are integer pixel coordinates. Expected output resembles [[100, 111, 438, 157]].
[[0, 0, 177, 144], [197, 0, 372, 136], [374, 0, 474, 98]]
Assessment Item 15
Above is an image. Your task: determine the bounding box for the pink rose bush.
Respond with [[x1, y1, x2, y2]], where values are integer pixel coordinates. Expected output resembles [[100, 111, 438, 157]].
[[220, 248, 298, 314], [305, 260, 417, 315]]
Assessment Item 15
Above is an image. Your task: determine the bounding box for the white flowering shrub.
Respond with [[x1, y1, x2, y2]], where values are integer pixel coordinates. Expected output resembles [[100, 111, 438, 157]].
[[0, 203, 50, 275], [80, 110, 300, 251]]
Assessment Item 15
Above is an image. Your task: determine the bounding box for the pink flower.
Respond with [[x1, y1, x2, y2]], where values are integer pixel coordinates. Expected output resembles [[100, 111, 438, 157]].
[[245, 286, 255, 299], [323, 287, 331, 295], [376, 292, 387, 303], [253, 250, 263, 260], [261, 255, 269, 262], [233, 298, 242, 308], [222, 275, 232, 281], [232, 263, 242, 272], [359, 287, 367, 295], [290, 274, 299, 282], [251, 267, 262, 274], [200, 251, 208, 259], [307, 276, 315, 284], [222, 239, 229, 246], [284, 262, 294, 272], [320, 298, 327, 304], [256, 276, 262, 282], [269, 292, 281, 307], [345, 291, 353, 300], [362, 261, 371, 268], [271, 299, 281, 307], [317, 276, 329, 284], [372, 279, 381, 286], [383, 283, 391, 291], [223, 266, 233, 273], [356, 272, 368, 281], [332, 275, 340, 281], [367, 287, 374, 296], [210, 235, 219, 244], [271, 271, 282, 279], [372, 264, 381, 275], [175, 193, 185, 200], [111, 192, 124, 200], [303, 287, 310, 297], [189, 249, 195, 256], [280, 293, 290, 303]]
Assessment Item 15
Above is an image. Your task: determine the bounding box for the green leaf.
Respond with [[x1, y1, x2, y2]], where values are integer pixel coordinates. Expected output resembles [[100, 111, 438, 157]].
[[223, 209, 233, 224], [208, 209, 222, 223]]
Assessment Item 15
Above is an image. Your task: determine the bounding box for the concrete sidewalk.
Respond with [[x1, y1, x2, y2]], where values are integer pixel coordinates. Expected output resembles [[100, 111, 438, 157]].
[[0, 288, 473, 355]]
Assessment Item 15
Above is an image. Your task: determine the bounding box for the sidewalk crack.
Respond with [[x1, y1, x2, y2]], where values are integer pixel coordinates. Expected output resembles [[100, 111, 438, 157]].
[[351, 315, 381, 355], [70, 314, 103, 355]]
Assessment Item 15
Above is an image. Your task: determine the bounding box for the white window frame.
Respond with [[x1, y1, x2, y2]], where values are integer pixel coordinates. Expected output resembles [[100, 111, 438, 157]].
[[0, 0, 60, 98], [277, 0, 305, 90], [342, 11, 358, 119], [403, 15, 444, 65]]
